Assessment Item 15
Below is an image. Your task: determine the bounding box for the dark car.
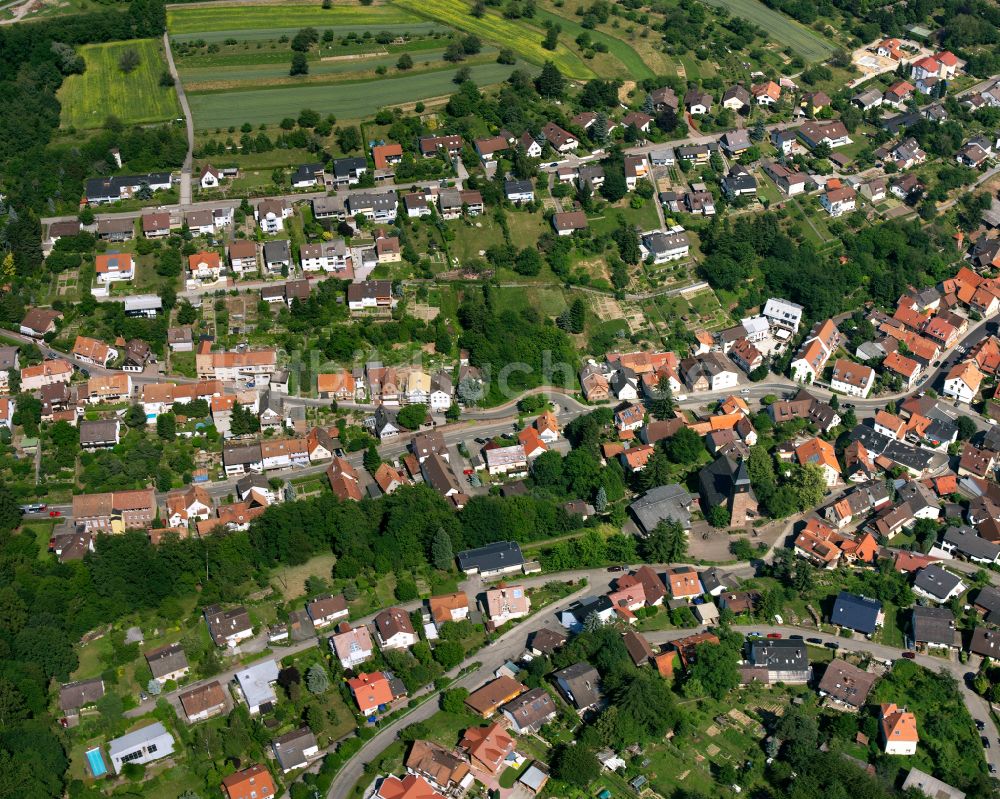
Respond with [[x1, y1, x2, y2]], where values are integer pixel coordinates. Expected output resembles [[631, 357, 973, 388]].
[[789, 634, 803, 640], [824, 642, 839, 650], [807, 637, 822, 644], [607, 565, 625, 572], [902, 651, 916, 659], [982, 736, 991, 748], [977, 720, 986, 731]]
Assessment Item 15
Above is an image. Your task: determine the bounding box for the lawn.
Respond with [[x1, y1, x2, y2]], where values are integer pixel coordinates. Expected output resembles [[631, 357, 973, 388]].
[[392, 0, 594, 78], [270, 552, 338, 600], [697, 0, 835, 62], [186, 61, 523, 128], [167, 2, 422, 35], [20, 519, 57, 559], [494, 285, 567, 317], [57, 39, 181, 129]]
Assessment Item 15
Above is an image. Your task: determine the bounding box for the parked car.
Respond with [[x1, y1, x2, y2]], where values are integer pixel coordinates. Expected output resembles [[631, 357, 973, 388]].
[[806, 637, 822, 644], [789, 635, 803, 640], [49, 510, 61, 517], [977, 720, 986, 731], [607, 565, 625, 572], [824, 642, 839, 650], [902, 651, 916, 659], [766, 633, 782, 639], [982, 736, 991, 748]]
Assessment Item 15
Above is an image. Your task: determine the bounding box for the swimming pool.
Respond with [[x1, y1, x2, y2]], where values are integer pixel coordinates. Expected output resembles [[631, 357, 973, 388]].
[[85, 747, 107, 778]]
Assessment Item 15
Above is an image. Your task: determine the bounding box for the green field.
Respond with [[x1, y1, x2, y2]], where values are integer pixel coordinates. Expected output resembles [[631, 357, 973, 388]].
[[392, 0, 594, 78], [698, 0, 834, 62], [187, 61, 522, 127], [57, 38, 182, 129], [180, 46, 485, 89], [166, 2, 422, 35], [533, 8, 653, 79]]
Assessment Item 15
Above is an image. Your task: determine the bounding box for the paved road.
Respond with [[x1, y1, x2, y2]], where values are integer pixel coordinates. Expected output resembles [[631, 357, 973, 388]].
[[162, 32, 194, 208]]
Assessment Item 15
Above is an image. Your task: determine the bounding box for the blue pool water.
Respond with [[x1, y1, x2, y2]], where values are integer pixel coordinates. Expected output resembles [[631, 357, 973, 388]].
[[85, 748, 107, 778]]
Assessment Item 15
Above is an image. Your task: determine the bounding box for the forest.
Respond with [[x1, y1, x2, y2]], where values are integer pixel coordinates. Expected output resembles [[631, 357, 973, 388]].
[[698, 215, 956, 325], [0, 0, 170, 281]]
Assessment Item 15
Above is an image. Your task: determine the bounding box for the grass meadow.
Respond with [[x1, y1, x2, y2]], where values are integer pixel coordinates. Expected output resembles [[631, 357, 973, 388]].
[[698, 0, 835, 62], [166, 2, 422, 35], [392, 0, 595, 77], [58, 39, 181, 129], [186, 60, 522, 128]]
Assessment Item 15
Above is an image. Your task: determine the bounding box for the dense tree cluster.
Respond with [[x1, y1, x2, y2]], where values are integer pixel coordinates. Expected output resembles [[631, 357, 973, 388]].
[[700, 215, 954, 334]]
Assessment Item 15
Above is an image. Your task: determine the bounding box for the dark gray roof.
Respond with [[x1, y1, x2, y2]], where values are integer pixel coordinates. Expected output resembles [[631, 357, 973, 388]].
[[0, 345, 18, 370], [913, 564, 964, 602], [911, 605, 957, 646], [79, 419, 119, 446], [974, 585, 1000, 618], [943, 526, 1000, 561], [456, 540, 524, 573], [831, 591, 882, 634], [699, 455, 753, 509], [145, 642, 189, 679], [748, 639, 809, 672], [699, 567, 728, 594], [564, 594, 613, 626], [504, 179, 534, 195], [263, 240, 291, 262], [272, 727, 317, 770], [332, 156, 367, 178], [628, 484, 695, 533], [59, 678, 105, 712], [293, 163, 324, 183], [553, 662, 601, 709]]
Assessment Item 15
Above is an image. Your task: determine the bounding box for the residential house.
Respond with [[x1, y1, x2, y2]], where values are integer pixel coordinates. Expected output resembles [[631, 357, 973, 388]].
[[179, 681, 227, 723], [145, 643, 189, 685], [108, 722, 175, 774], [831, 591, 883, 635], [330, 623, 374, 669], [204, 604, 254, 648], [222, 765, 275, 799], [235, 659, 280, 715], [306, 595, 348, 629], [554, 662, 602, 712], [464, 676, 526, 718], [255, 199, 291, 233], [95, 252, 135, 285], [374, 607, 418, 651], [821, 183, 857, 217], [817, 659, 876, 710], [71, 488, 156, 533], [483, 585, 530, 626], [501, 687, 557, 733], [741, 639, 812, 685], [830, 359, 876, 398], [272, 728, 318, 773], [880, 703, 919, 755]]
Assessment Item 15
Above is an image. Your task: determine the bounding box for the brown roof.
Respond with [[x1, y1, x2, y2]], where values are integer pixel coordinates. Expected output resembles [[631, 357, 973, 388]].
[[622, 630, 655, 665], [59, 678, 104, 712], [464, 676, 526, 716], [20, 307, 62, 334], [179, 680, 227, 718], [72, 488, 156, 518], [405, 740, 470, 789], [552, 211, 588, 232], [374, 606, 415, 640], [817, 658, 876, 708]]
